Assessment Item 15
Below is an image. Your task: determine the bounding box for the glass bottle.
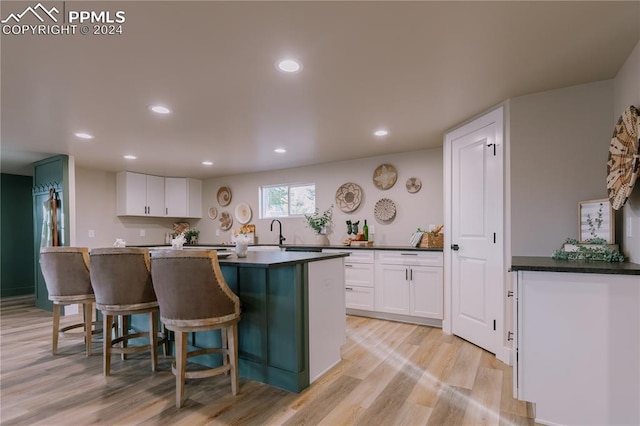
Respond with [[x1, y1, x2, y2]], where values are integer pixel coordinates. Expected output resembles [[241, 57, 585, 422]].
[[363, 220, 369, 241]]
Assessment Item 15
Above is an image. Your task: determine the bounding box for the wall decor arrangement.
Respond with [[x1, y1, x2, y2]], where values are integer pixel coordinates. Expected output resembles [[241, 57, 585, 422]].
[[219, 211, 233, 230], [335, 182, 363, 213], [579, 199, 614, 244], [217, 186, 232, 206], [235, 202, 252, 224], [374, 198, 396, 223], [607, 105, 639, 210], [373, 163, 397, 190], [207, 206, 218, 220], [405, 177, 422, 193]]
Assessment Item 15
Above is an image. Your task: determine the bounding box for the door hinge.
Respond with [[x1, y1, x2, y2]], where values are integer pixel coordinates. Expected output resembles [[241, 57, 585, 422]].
[[507, 331, 514, 341], [493, 319, 496, 331], [487, 143, 496, 156]]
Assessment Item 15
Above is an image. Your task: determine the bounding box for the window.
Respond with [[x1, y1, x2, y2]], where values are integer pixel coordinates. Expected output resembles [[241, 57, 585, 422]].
[[260, 183, 315, 218]]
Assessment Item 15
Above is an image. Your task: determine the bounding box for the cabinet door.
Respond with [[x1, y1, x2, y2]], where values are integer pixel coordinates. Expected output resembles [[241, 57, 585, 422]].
[[411, 266, 443, 319], [375, 264, 410, 315], [165, 177, 188, 217], [145, 175, 165, 217], [117, 171, 147, 216], [187, 178, 202, 218]]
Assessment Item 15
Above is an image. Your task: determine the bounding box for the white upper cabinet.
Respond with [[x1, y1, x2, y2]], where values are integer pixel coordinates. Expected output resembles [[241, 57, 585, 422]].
[[165, 177, 202, 218], [117, 171, 165, 216], [117, 172, 202, 218]]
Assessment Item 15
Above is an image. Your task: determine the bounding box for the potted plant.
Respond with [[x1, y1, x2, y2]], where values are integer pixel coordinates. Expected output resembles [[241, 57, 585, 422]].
[[304, 205, 333, 245], [184, 229, 199, 245]]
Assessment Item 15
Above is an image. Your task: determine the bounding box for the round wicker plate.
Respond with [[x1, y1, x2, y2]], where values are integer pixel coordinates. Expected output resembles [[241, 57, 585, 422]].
[[335, 182, 363, 213], [235, 202, 252, 224], [374, 198, 396, 222], [207, 207, 218, 220], [219, 211, 233, 230], [373, 164, 397, 190], [406, 177, 422, 194], [607, 105, 640, 210], [217, 186, 232, 206]]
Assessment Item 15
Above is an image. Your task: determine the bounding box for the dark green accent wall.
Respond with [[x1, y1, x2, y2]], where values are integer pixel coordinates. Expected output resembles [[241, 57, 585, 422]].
[[1, 174, 35, 297]]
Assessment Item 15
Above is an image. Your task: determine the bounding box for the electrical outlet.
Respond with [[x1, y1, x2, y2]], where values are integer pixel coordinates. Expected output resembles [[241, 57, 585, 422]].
[[139, 229, 145, 237], [88, 230, 95, 238], [627, 217, 633, 238]]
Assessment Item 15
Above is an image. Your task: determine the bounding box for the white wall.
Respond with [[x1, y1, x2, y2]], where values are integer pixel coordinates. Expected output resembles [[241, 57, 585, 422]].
[[613, 40, 640, 263], [74, 167, 179, 248], [510, 80, 614, 256], [73, 148, 442, 248], [200, 148, 443, 246]]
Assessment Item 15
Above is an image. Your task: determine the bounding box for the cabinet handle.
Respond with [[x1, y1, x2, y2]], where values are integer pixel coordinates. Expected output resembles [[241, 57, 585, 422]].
[[166, 207, 168, 215], [345, 264, 353, 268], [400, 253, 418, 256], [345, 287, 354, 291], [405, 269, 408, 280], [410, 269, 413, 281]]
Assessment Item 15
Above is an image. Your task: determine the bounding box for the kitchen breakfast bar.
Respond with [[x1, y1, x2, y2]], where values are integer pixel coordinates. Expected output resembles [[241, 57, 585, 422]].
[[137, 250, 349, 393]]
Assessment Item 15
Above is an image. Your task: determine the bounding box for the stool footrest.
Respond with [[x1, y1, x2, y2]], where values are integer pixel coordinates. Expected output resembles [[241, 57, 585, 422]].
[[172, 347, 231, 380]]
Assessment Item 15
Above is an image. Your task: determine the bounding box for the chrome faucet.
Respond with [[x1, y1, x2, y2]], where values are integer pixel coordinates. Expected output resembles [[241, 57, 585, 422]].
[[270, 219, 286, 245]]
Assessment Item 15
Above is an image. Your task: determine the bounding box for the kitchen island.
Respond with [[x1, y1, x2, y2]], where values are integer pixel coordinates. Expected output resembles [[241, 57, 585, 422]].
[[146, 250, 349, 393]]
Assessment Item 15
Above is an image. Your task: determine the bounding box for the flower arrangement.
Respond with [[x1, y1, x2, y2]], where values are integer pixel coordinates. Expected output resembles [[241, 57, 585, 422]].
[[184, 229, 199, 244], [304, 205, 333, 234], [552, 237, 624, 262]]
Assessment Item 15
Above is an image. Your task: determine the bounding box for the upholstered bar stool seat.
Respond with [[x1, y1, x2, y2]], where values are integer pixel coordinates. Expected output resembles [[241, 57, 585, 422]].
[[89, 248, 165, 376], [151, 249, 241, 408], [39, 247, 97, 356]]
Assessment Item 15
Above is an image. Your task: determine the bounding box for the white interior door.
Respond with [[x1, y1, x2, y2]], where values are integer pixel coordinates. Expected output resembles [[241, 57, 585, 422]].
[[445, 107, 504, 354]]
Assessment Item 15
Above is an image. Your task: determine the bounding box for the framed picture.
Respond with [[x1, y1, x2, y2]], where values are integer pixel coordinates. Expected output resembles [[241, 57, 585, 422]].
[[579, 199, 614, 243]]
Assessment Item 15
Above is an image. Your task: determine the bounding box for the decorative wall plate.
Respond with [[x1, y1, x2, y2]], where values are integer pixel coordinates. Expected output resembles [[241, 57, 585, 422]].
[[374, 198, 396, 222], [335, 182, 363, 213], [607, 105, 640, 210], [406, 177, 422, 193], [219, 212, 233, 230], [373, 164, 397, 190], [217, 186, 232, 206], [207, 207, 218, 220], [235, 202, 252, 224]]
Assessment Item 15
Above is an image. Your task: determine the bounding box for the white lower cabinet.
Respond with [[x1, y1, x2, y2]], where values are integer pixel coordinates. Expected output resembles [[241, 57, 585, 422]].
[[375, 251, 443, 320]]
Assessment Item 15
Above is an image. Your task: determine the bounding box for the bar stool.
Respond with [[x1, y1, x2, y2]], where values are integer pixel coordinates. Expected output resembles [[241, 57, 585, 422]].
[[39, 247, 96, 356], [89, 247, 164, 376], [150, 249, 241, 408]]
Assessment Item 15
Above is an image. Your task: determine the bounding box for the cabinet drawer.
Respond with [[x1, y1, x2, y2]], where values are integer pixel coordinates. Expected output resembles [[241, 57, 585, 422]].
[[345, 263, 374, 288], [376, 251, 443, 266], [345, 285, 374, 310], [324, 249, 374, 263]]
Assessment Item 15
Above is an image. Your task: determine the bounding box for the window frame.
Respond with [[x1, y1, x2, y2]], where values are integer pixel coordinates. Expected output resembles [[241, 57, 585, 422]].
[[259, 182, 316, 219]]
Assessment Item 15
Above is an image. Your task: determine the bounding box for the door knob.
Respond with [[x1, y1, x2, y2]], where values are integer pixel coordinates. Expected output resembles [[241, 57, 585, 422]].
[[451, 244, 460, 251]]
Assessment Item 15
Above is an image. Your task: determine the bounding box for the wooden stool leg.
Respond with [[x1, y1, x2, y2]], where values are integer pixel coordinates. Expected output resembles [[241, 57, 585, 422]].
[[221, 327, 228, 372], [83, 302, 93, 356], [104, 314, 113, 376], [149, 310, 158, 372], [228, 324, 239, 396], [175, 331, 187, 408], [52, 303, 61, 355], [120, 315, 129, 360]]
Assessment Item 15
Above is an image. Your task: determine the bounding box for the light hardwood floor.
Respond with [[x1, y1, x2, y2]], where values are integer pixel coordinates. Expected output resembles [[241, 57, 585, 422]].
[[0, 301, 535, 425]]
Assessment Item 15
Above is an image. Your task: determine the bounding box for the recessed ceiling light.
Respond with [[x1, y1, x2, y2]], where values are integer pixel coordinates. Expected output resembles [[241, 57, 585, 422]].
[[202, 161, 213, 166], [123, 155, 137, 160], [74, 132, 94, 139], [276, 59, 302, 73], [149, 105, 172, 114], [274, 148, 287, 154], [374, 129, 389, 137]]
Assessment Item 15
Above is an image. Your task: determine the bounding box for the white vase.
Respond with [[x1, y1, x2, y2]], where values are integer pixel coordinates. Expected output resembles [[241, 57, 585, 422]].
[[235, 241, 248, 257], [315, 234, 330, 246]]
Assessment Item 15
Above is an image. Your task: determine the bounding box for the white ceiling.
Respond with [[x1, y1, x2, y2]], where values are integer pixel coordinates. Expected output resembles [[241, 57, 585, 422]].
[[2, 1, 639, 178]]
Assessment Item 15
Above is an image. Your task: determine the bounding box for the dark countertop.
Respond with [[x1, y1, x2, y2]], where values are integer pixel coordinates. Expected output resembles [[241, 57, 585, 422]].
[[150, 249, 349, 269], [511, 256, 640, 276], [139, 243, 443, 252]]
